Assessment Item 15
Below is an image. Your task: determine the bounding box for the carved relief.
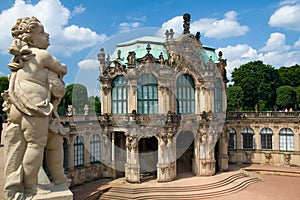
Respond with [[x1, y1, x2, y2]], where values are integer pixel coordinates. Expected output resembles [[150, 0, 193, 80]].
[[284, 154, 291, 165], [126, 135, 138, 151]]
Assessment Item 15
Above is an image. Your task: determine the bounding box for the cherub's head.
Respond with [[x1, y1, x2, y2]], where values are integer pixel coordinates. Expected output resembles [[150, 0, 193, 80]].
[[10, 16, 50, 54]]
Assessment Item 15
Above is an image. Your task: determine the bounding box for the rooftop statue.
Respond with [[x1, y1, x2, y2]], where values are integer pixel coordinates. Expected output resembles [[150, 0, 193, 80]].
[[3, 16, 68, 199]]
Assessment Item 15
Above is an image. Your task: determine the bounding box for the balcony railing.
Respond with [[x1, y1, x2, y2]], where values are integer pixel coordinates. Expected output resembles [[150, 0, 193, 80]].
[[227, 111, 300, 119]]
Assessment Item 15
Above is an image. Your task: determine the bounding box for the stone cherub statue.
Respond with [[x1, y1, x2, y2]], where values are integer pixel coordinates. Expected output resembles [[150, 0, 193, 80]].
[[3, 16, 68, 199]]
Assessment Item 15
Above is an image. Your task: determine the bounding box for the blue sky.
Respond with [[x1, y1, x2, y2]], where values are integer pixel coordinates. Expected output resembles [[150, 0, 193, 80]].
[[1, 0, 300, 96]]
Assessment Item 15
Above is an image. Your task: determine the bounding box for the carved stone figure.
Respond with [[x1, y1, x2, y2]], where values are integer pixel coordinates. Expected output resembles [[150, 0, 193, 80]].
[[3, 17, 68, 199]]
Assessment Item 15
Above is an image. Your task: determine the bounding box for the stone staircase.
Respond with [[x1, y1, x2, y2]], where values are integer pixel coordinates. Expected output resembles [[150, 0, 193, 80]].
[[99, 170, 261, 200]]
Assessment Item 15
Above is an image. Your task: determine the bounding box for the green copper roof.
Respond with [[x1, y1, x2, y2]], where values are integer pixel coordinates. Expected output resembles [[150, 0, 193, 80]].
[[110, 36, 218, 64]]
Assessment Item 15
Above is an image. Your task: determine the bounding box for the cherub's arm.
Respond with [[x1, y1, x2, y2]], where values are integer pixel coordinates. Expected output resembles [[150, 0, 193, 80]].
[[41, 50, 67, 77]]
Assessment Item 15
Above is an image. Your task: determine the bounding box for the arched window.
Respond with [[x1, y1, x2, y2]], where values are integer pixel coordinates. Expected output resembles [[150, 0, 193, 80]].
[[112, 75, 127, 114], [74, 136, 84, 167], [242, 128, 254, 150], [214, 78, 223, 113], [260, 128, 273, 150], [90, 134, 101, 163], [176, 74, 195, 114], [279, 128, 294, 151], [228, 128, 236, 150], [137, 74, 158, 114]]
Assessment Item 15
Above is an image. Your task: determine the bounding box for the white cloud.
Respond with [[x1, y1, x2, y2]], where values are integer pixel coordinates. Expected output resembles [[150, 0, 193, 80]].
[[269, 4, 300, 30], [0, 0, 106, 56], [294, 38, 300, 48], [119, 22, 143, 32], [118, 15, 146, 32], [218, 32, 300, 81], [72, 4, 86, 16], [156, 16, 183, 37], [260, 32, 291, 52], [78, 59, 99, 69], [156, 11, 249, 39], [280, 0, 300, 6]]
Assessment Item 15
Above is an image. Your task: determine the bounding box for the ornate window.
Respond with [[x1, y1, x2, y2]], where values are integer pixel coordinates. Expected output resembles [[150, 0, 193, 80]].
[[176, 74, 195, 114], [260, 128, 273, 150], [90, 134, 101, 163], [137, 74, 158, 114], [112, 75, 127, 114], [279, 128, 294, 151], [242, 128, 254, 150], [228, 128, 236, 150], [214, 78, 223, 113], [74, 136, 85, 167]]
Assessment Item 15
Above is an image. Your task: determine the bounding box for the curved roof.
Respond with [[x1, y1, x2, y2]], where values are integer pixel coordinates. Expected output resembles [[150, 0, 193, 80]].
[[110, 36, 218, 64]]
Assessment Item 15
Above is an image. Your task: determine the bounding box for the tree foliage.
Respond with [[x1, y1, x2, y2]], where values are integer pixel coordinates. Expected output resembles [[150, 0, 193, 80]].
[[278, 64, 300, 87], [88, 96, 101, 115], [231, 61, 279, 111], [58, 83, 88, 115], [276, 86, 296, 110], [226, 86, 244, 111]]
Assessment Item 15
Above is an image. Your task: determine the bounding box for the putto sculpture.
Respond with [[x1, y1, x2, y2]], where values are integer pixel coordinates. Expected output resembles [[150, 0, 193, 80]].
[[3, 16, 69, 199]]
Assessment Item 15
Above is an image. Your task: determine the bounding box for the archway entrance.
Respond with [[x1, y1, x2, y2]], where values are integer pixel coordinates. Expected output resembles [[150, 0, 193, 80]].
[[176, 131, 194, 176], [138, 136, 158, 182], [115, 132, 126, 177]]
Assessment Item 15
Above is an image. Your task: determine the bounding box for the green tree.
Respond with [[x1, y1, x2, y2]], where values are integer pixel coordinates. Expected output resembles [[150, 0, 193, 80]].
[[0, 76, 9, 115], [88, 96, 101, 115], [226, 86, 244, 111], [59, 84, 88, 115], [294, 86, 300, 110], [278, 64, 300, 87], [231, 60, 279, 111], [276, 86, 295, 110]]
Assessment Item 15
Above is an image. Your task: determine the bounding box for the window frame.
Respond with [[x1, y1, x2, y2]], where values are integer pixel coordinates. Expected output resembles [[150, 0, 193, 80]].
[[241, 128, 254, 150], [137, 74, 158, 114], [260, 128, 273, 150], [112, 75, 127, 114], [279, 128, 294, 151], [90, 134, 101, 163], [176, 74, 195, 114], [74, 136, 85, 167]]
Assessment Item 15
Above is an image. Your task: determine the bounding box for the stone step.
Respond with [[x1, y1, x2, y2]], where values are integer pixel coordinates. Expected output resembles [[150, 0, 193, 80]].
[[100, 171, 261, 200], [108, 172, 247, 194]]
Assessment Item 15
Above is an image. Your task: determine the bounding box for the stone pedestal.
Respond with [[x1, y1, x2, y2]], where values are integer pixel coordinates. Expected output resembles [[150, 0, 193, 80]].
[[157, 162, 176, 182], [220, 154, 229, 171], [33, 184, 73, 200], [34, 168, 73, 200], [125, 163, 140, 183], [194, 158, 216, 176]]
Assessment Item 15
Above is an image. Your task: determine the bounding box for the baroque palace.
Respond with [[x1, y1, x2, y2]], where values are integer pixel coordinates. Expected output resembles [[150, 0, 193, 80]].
[[57, 14, 300, 186]]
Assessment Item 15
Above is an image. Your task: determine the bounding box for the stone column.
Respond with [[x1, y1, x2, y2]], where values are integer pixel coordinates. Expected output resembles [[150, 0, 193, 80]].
[[157, 127, 176, 182], [235, 127, 243, 164], [254, 128, 260, 150], [194, 123, 216, 176], [219, 130, 229, 171], [84, 134, 90, 168], [195, 84, 200, 114], [69, 137, 75, 171], [127, 78, 137, 113], [125, 134, 140, 183], [111, 131, 116, 178], [100, 83, 111, 114], [273, 126, 279, 151], [294, 129, 300, 151]]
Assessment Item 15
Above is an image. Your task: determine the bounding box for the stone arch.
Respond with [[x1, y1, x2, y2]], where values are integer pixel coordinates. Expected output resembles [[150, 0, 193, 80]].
[[176, 130, 195, 175], [138, 135, 159, 181]]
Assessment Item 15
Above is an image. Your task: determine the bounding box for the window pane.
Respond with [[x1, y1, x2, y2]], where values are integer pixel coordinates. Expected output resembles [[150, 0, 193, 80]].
[[112, 75, 127, 114]]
